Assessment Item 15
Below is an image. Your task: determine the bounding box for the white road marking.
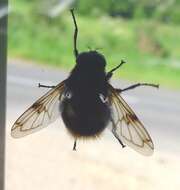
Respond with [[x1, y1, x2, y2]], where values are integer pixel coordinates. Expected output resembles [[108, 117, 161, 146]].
[[7, 75, 139, 104]]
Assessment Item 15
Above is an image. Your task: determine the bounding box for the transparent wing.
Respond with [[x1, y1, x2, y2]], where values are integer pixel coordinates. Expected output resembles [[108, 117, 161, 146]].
[[11, 81, 65, 138], [108, 84, 154, 156]]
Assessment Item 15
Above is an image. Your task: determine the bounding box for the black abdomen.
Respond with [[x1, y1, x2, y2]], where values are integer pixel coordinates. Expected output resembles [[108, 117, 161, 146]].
[[60, 94, 110, 138]]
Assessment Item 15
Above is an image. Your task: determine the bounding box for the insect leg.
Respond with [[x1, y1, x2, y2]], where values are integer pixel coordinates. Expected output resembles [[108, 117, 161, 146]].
[[110, 118, 126, 148], [38, 83, 56, 89], [70, 9, 79, 59], [73, 139, 77, 151], [106, 60, 126, 80], [115, 83, 159, 93], [112, 128, 126, 148]]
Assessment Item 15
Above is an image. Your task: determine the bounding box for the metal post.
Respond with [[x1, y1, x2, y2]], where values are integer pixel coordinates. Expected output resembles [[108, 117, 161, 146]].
[[0, 0, 8, 189]]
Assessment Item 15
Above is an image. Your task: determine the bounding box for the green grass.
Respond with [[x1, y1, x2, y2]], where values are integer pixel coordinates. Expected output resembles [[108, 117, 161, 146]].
[[8, 0, 180, 89]]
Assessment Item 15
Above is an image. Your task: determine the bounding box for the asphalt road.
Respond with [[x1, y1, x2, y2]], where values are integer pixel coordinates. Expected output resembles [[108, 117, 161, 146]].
[[7, 59, 180, 154], [6, 60, 180, 190]]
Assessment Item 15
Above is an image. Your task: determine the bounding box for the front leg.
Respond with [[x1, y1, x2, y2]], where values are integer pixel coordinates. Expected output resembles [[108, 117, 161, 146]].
[[70, 9, 79, 58], [106, 60, 126, 80]]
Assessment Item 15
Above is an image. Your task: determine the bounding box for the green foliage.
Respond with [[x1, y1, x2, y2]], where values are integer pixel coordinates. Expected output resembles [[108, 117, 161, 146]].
[[11, 0, 180, 23], [76, 0, 136, 18], [8, 0, 180, 88], [75, 0, 110, 16], [75, 0, 180, 24]]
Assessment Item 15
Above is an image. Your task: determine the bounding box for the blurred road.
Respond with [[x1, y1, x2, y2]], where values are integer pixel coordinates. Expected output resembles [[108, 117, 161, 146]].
[[6, 60, 180, 190]]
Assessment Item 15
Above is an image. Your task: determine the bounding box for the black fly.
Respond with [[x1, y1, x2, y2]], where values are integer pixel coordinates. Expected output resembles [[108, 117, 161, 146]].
[[11, 9, 159, 156]]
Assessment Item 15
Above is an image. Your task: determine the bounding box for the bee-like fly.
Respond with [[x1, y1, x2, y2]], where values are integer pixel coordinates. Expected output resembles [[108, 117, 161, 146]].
[[11, 9, 159, 156]]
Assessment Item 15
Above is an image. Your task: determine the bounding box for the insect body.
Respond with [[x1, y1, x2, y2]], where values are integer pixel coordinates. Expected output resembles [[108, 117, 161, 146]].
[[11, 9, 159, 156], [61, 51, 110, 139]]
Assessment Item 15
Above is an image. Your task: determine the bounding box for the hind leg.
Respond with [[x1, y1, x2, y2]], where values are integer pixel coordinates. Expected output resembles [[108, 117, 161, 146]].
[[73, 139, 77, 151]]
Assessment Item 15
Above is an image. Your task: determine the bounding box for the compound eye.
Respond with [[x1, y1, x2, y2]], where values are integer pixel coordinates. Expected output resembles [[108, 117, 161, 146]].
[[99, 94, 108, 103]]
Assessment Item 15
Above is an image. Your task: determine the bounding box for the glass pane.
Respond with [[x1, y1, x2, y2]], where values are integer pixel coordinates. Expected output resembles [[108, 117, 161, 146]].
[[7, 1, 180, 190]]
